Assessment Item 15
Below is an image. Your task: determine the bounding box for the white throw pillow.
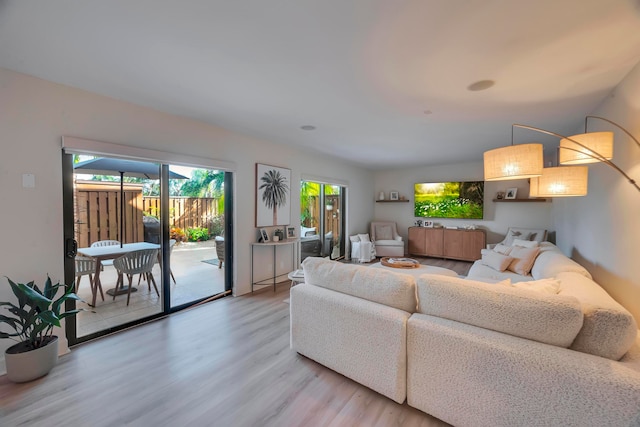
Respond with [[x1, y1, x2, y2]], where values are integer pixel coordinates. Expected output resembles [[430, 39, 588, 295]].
[[481, 251, 514, 272], [507, 246, 541, 275], [375, 225, 393, 240], [512, 238, 539, 248], [511, 278, 561, 294], [493, 243, 513, 255], [358, 233, 371, 242], [349, 235, 360, 243]]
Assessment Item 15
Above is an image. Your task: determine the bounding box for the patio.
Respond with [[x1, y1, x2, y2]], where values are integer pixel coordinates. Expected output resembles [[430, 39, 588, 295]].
[[75, 240, 226, 337]]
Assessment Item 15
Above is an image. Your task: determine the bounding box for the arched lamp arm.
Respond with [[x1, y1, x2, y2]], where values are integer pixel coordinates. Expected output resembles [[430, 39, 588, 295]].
[[586, 116, 640, 150], [513, 124, 640, 193]]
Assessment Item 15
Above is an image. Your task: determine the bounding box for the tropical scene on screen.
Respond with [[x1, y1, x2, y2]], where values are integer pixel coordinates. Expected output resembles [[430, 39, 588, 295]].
[[414, 181, 484, 219]]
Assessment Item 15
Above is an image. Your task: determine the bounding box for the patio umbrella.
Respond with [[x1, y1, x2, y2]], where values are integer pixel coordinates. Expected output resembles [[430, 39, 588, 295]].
[[74, 157, 189, 247]]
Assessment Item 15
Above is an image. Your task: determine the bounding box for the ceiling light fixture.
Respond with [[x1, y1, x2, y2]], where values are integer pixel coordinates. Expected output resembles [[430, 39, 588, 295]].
[[467, 80, 495, 91], [485, 117, 639, 197]]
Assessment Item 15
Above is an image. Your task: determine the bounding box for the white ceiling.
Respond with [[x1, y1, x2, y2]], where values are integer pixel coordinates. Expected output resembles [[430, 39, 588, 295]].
[[1, 0, 640, 170]]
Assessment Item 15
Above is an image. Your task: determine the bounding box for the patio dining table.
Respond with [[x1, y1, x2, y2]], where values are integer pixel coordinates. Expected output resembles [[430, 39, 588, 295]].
[[77, 242, 161, 306]]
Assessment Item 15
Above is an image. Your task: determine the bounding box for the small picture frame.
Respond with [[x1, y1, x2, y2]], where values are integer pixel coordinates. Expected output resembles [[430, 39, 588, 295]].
[[389, 191, 399, 201], [259, 228, 270, 242], [505, 188, 518, 200], [287, 227, 296, 238], [423, 220, 434, 228]]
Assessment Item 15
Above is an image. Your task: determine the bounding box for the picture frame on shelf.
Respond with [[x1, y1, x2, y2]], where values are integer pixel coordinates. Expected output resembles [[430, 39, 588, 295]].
[[423, 220, 434, 228], [287, 227, 295, 238], [389, 191, 399, 201], [505, 188, 518, 199], [259, 228, 270, 242]]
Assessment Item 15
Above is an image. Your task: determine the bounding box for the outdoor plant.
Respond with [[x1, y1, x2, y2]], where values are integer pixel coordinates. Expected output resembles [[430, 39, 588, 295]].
[[0, 277, 82, 352], [186, 227, 210, 242], [207, 215, 225, 237], [170, 226, 187, 242]]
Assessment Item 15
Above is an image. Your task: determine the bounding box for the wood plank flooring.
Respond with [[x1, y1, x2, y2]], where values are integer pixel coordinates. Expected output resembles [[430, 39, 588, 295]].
[[0, 279, 452, 427], [0, 282, 447, 427]]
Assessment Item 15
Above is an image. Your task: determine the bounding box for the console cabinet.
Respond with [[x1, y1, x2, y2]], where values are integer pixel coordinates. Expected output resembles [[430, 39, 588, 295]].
[[408, 227, 485, 261]]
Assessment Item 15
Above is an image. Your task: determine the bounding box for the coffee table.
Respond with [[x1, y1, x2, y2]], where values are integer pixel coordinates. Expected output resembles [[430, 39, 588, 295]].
[[370, 261, 458, 278]]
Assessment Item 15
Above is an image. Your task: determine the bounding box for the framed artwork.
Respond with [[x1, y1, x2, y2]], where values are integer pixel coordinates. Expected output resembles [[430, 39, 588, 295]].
[[423, 220, 434, 228], [259, 228, 270, 242], [390, 191, 399, 201], [287, 227, 296, 238], [256, 163, 291, 227], [505, 188, 518, 199]]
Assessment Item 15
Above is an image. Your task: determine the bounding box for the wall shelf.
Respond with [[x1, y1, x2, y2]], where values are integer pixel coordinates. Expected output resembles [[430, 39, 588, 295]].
[[376, 200, 410, 203], [492, 198, 548, 203]]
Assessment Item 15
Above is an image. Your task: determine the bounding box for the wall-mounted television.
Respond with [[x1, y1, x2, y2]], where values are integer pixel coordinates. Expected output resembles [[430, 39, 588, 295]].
[[414, 181, 484, 219]]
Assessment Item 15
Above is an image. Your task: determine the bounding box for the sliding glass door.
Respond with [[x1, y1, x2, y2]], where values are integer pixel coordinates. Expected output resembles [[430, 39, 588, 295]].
[[300, 181, 345, 262], [63, 153, 232, 345]]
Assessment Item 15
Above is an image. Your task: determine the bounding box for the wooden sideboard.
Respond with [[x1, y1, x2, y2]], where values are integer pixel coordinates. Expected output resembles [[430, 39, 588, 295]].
[[408, 227, 485, 262]]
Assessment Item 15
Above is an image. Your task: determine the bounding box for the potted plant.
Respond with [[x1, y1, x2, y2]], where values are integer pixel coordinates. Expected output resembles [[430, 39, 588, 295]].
[[0, 276, 81, 382]]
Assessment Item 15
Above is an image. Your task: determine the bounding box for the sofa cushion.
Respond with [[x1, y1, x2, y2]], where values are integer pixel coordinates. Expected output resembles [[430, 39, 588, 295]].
[[302, 257, 417, 312], [510, 277, 561, 294], [557, 271, 638, 360], [531, 249, 592, 280], [416, 275, 583, 347], [480, 250, 513, 272], [468, 261, 536, 282], [506, 246, 540, 275]]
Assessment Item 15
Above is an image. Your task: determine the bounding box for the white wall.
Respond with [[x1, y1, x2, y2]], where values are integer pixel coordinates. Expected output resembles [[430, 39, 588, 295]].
[[553, 62, 640, 323], [374, 162, 553, 245], [0, 68, 375, 364]]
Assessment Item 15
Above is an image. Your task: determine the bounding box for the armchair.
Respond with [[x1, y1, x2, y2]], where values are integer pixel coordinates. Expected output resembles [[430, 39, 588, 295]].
[[370, 221, 404, 257]]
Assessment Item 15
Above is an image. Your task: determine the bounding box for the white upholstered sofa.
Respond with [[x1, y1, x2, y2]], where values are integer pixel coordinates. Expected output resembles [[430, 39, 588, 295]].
[[290, 256, 640, 426]]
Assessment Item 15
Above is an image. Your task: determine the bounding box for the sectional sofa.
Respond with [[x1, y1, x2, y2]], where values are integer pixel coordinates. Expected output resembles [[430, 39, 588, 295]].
[[290, 254, 640, 426]]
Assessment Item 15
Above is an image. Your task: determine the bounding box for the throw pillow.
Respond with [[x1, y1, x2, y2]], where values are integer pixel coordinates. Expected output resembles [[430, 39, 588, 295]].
[[349, 235, 360, 243], [507, 246, 541, 275], [503, 230, 532, 246], [375, 225, 393, 240], [481, 251, 514, 272], [493, 243, 513, 255], [358, 233, 371, 242], [511, 278, 561, 294], [512, 238, 539, 248]]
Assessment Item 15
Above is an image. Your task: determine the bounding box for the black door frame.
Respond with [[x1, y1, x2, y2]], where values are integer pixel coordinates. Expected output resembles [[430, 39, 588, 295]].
[[63, 152, 233, 345]]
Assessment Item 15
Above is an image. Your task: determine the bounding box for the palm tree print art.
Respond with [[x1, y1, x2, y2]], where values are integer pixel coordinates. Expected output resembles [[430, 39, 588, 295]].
[[256, 164, 291, 226]]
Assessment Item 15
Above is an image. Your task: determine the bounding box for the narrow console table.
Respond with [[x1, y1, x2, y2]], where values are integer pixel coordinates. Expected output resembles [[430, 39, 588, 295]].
[[250, 239, 300, 292]]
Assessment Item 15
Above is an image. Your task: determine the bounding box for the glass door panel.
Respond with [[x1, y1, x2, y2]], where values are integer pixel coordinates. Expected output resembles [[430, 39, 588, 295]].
[[72, 155, 164, 338], [165, 166, 226, 309]]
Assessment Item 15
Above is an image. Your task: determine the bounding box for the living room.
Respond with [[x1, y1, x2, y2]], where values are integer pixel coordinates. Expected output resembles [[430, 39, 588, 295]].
[[1, 1, 640, 425]]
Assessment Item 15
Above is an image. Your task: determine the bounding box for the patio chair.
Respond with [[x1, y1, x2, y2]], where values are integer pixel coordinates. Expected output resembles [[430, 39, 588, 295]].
[[91, 240, 121, 269], [137, 238, 176, 285], [215, 236, 225, 269], [113, 249, 159, 306], [75, 256, 104, 303]]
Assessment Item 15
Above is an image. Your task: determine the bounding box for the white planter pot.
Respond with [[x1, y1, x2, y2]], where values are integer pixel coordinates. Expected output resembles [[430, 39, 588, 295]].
[[5, 336, 59, 383]]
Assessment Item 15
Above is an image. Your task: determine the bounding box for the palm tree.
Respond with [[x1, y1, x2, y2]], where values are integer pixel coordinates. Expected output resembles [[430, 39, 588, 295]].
[[260, 169, 289, 225]]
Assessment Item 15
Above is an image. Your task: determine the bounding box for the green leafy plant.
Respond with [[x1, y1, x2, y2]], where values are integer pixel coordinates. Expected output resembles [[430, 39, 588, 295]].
[[186, 227, 210, 242], [0, 277, 82, 352]]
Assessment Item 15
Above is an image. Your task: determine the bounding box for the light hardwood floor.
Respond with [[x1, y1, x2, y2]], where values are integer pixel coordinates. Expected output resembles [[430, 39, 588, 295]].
[[0, 259, 466, 427]]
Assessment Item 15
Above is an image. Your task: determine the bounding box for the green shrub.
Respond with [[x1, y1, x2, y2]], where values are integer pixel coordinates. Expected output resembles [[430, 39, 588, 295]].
[[186, 227, 210, 242], [208, 215, 225, 237]]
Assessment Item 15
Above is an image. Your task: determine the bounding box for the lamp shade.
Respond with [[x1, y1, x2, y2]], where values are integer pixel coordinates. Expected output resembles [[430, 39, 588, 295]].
[[529, 166, 588, 197], [484, 143, 543, 181], [559, 131, 613, 165]]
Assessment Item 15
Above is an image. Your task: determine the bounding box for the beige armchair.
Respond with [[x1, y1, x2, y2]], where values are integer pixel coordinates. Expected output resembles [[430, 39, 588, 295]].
[[370, 221, 404, 257]]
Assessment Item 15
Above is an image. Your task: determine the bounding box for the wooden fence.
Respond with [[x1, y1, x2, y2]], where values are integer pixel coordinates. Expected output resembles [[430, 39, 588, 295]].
[[75, 181, 220, 247]]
